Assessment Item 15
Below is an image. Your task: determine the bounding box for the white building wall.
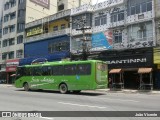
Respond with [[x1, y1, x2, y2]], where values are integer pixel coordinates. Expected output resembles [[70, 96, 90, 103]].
[[26, 0, 57, 23], [92, 0, 155, 50]]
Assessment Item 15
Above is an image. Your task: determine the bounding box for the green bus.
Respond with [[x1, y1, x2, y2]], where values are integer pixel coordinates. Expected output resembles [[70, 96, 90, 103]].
[[15, 60, 108, 94]]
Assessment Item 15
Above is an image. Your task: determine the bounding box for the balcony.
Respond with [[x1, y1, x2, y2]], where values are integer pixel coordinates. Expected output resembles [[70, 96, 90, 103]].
[[25, 9, 71, 29], [25, 28, 70, 43]]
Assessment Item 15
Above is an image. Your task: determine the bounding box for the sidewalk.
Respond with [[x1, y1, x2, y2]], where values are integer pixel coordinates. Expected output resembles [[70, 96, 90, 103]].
[[1, 84, 160, 94], [95, 88, 160, 94]]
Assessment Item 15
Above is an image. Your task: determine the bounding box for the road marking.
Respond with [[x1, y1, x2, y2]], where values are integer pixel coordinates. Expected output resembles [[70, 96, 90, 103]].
[[40, 117, 54, 120], [85, 96, 139, 103], [58, 102, 106, 109]]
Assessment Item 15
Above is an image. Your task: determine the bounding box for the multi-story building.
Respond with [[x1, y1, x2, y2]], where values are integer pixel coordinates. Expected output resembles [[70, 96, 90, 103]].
[[0, 0, 58, 84], [19, 0, 92, 65], [57, 0, 92, 12], [70, 0, 159, 90], [0, 0, 5, 83], [154, 0, 160, 89]]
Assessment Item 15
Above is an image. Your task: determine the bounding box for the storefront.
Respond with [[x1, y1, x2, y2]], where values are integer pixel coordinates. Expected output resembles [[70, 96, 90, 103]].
[[6, 59, 19, 84], [98, 47, 155, 90], [153, 47, 160, 89]]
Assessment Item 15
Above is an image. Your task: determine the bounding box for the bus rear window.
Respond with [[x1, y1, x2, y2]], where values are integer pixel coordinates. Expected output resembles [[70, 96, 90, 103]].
[[97, 63, 107, 71]]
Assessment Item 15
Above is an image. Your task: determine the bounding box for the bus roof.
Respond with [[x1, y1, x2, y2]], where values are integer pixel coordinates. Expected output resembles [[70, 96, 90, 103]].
[[19, 60, 103, 67]]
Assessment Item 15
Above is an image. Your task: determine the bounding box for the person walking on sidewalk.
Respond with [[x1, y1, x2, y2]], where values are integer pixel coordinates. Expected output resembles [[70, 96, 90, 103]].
[[108, 78, 112, 90]]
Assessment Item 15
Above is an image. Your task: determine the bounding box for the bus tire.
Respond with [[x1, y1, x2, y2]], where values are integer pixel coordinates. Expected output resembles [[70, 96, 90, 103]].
[[23, 82, 30, 91], [59, 83, 68, 94]]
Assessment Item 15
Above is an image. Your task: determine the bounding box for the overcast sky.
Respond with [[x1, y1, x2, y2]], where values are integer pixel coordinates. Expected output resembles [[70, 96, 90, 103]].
[[92, 0, 107, 5]]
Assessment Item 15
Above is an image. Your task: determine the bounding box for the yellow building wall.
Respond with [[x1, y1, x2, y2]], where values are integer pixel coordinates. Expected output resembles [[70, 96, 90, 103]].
[[154, 47, 160, 64], [49, 19, 69, 32]]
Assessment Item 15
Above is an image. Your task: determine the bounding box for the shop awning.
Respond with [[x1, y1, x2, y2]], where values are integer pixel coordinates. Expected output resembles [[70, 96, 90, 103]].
[[109, 69, 122, 74], [10, 74, 16, 77], [138, 68, 152, 74]]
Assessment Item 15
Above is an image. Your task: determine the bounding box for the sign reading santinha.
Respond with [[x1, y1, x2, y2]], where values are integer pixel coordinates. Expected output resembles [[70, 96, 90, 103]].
[[30, 0, 50, 9], [26, 26, 43, 37]]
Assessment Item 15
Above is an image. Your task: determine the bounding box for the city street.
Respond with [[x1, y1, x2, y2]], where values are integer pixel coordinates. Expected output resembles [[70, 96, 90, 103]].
[[0, 85, 160, 120]]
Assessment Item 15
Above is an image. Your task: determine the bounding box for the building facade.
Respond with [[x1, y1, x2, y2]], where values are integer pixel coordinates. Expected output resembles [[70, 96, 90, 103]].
[[0, 0, 58, 84], [20, 9, 71, 65], [70, 0, 159, 89]]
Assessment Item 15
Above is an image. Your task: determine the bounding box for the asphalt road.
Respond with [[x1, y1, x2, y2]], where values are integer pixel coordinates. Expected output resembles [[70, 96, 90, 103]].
[[0, 85, 160, 120]]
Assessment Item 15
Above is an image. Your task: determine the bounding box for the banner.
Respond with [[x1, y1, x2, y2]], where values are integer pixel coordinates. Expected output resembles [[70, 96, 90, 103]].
[[30, 0, 50, 9], [91, 31, 113, 51]]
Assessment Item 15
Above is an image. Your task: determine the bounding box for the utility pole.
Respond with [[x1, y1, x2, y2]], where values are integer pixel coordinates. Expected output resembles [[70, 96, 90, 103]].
[[75, 16, 91, 60]]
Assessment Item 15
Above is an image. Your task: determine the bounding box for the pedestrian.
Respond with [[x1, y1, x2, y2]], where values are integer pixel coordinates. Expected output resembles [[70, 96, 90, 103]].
[[108, 78, 112, 90]]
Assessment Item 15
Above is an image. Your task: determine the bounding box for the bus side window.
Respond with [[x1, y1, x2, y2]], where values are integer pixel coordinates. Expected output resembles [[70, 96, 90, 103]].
[[64, 65, 76, 75], [33, 67, 42, 76], [17, 67, 25, 76], [77, 64, 91, 75], [42, 66, 52, 76], [52, 65, 64, 76]]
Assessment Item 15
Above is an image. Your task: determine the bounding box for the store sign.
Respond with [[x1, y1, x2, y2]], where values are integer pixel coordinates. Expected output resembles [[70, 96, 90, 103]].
[[154, 47, 160, 64], [6, 59, 19, 72], [26, 26, 43, 37], [30, 0, 50, 9], [100, 49, 153, 69], [107, 58, 147, 64]]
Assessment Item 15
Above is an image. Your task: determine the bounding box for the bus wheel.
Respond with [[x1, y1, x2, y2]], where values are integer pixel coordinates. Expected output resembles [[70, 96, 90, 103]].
[[24, 83, 30, 91], [59, 83, 68, 94]]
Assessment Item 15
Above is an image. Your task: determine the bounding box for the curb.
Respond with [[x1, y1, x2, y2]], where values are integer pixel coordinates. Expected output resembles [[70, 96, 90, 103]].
[[91, 89, 160, 94]]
